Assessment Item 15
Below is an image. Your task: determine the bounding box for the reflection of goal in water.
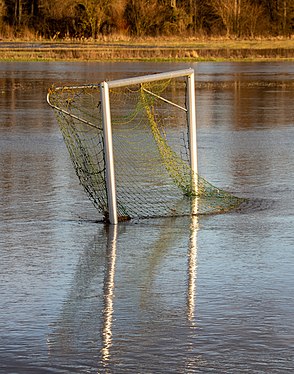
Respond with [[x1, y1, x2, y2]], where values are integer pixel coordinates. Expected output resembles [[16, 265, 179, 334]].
[[47, 69, 245, 224]]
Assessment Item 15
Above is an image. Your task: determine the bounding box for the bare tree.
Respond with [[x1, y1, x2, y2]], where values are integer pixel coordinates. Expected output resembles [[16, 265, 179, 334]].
[[209, 0, 236, 35], [77, 0, 110, 38], [244, 2, 267, 37], [124, 0, 162, 36], [278, 0, 293, 35], [210, 0, 270, 37]]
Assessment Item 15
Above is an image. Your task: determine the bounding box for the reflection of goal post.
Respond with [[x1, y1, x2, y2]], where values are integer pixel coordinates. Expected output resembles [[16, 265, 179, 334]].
[[47, 68, 245, 224], [101, 69, 197, 224]]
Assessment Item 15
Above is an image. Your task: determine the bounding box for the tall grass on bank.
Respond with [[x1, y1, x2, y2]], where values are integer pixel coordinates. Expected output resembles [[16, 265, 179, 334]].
[[0, 37, 293, 62]]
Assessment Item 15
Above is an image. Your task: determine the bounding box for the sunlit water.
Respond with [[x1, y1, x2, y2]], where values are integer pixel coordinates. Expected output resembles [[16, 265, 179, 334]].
[[0, 62, 293, 373]]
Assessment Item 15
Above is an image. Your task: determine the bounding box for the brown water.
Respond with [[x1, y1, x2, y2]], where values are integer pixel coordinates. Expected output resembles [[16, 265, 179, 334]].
[[0, 62, 293, 373]]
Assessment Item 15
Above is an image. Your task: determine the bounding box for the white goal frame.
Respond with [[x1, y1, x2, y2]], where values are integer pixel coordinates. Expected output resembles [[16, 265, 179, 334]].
[[101, 68, 198, 224]]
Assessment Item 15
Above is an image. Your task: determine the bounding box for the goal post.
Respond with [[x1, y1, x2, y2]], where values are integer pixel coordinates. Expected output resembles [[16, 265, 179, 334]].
[[47, 68, 246, 224], [100, 81, 118, 225], [101, 68, 198, 224]]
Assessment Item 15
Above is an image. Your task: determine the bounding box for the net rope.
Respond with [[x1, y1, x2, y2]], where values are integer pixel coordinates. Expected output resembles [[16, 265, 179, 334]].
[[48, 78, 245, 222]]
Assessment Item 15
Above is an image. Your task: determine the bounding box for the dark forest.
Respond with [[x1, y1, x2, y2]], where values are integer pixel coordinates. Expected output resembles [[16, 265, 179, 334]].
[[0, 0, 293, 40]]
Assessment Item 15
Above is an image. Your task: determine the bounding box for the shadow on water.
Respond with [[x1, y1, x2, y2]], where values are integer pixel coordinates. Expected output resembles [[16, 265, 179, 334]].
[[46, 216, 203, 373], [234, 197, 276, 214]]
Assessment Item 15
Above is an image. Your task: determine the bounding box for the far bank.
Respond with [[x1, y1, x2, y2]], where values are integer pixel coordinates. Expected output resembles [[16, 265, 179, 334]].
[[0, 39, 293, 62]]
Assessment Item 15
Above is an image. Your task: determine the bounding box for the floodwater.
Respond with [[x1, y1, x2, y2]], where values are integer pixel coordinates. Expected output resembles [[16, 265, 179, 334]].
[[0, 61, 293, 373]]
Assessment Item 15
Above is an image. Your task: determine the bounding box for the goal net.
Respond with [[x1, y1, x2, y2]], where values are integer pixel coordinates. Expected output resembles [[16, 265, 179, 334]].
[[47, 69, 245, 223]]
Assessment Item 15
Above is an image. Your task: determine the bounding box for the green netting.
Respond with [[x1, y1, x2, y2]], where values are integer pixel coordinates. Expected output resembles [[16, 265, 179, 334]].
[[48, 77, 245, 222]]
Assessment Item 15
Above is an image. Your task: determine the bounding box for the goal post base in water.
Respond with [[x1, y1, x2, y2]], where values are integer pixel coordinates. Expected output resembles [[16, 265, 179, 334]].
[[47, 69, 245, 224]]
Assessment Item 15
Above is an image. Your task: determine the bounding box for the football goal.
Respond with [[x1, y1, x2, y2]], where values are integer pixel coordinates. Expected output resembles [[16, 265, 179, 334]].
[[47, 69, 245, 224]]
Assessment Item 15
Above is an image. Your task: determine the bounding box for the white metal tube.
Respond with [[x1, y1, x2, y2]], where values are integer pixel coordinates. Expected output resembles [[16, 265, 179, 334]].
[[107, 68, 194, 89], [142, 87, 187, 112], [187, 72, 198, 195], [101, 82, 118, 224]]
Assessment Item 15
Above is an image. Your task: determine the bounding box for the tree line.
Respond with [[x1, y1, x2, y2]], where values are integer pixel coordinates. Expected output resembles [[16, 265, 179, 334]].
[[0, 0, 293, 39]]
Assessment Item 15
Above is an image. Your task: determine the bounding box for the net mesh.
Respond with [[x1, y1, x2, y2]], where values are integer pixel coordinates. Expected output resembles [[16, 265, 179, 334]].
[[48, 76, 245, 222]]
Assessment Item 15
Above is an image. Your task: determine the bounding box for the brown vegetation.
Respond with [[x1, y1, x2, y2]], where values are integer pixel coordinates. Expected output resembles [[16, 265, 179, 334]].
[[0, 39, 293, 62], [0, 1, 293, 40]]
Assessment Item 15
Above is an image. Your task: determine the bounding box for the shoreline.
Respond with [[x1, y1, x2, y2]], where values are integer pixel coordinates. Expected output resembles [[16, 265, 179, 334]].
[[0, 39, 293, 62]]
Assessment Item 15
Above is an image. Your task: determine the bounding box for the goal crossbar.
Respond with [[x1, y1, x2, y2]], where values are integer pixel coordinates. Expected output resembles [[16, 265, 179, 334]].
[[106, 68, 194, 89]]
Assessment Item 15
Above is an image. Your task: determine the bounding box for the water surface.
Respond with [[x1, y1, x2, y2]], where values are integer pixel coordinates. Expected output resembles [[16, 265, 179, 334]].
[[0, 61, 293, 373]]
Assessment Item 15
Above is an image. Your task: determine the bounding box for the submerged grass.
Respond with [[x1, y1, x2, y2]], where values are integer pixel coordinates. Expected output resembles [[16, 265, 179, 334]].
[[0, 38, 293, 62]]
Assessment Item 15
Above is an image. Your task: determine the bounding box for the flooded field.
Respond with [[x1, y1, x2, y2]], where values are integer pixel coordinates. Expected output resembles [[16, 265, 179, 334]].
[[1, 41, 293, 61], [0, 61, 293, 373]]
